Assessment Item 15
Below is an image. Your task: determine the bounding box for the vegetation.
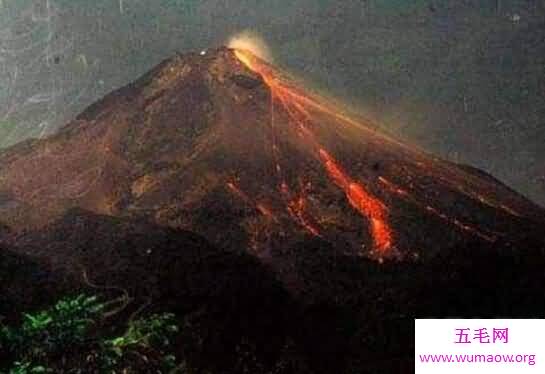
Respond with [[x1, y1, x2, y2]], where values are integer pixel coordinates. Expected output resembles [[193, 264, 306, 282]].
[[0, 293, 319, 373], [0, 294, 180, 373]]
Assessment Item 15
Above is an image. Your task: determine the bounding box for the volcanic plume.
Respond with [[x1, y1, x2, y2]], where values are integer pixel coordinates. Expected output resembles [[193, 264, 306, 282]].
[[0, 47, 543, 266]]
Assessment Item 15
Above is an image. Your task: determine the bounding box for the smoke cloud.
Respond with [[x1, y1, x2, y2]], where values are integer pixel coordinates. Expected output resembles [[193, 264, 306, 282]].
[[227, 30, 273, 63]]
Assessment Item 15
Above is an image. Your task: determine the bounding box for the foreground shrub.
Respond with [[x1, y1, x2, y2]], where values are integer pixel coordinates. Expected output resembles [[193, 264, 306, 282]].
[[0, 294, 180, 373]]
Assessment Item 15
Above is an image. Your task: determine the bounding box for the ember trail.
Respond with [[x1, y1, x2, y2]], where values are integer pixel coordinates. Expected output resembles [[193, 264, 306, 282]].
[[235, 49, 394, 256], [233, 48, 508, 258]]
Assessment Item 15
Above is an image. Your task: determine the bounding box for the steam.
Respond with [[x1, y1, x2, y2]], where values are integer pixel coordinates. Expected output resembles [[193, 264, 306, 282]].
[[227, 31, 273, 63]]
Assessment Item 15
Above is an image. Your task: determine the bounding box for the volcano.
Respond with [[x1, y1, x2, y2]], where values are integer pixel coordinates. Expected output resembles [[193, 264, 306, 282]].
[[1, 47, 545, 373], [0, 47, 543, 261]]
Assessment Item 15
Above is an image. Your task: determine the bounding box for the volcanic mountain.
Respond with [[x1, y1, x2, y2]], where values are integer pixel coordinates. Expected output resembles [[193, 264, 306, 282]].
[[0, 47, 543, 262], [2, 47, 545, 373]]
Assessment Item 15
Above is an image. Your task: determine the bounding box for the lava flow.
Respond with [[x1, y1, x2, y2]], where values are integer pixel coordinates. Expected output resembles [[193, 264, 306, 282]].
[[227, 181, 276, 221], [319, 149, 392, 251], [235, 49, 394, 255]]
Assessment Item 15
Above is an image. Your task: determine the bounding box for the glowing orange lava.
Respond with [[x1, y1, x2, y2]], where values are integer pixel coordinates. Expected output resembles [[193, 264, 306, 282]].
[[227, 181, 276, 221], [319, 149, 392, 251], [234, 48, 507, 255], [235, 49, 394, 255], [379, 177, 496, 242], [287, 196, 322, 237]]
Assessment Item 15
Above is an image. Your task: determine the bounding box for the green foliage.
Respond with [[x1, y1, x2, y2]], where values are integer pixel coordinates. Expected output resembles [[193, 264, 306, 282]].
[[7, 362, 51, 374], [100, 313, 179, 372], [0, 294, 180, 373], [1, 294, 104, 369]]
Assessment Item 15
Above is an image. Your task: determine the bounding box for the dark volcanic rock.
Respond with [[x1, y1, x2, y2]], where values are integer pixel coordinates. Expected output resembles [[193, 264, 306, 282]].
[[0, 246, 74, 320], [0, 223, 9, 237], [231, 73, 264, 89]]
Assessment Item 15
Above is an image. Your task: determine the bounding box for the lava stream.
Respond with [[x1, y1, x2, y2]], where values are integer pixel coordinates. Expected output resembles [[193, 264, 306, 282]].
[[227, 181, 276, 221], [378, 176, 497, 242], [235, 49, 394, 255], [319, 149, 393, 252]]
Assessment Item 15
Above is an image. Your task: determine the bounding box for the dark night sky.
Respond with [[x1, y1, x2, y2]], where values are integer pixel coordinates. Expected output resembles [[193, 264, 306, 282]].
[[1, 0, 544, 205]]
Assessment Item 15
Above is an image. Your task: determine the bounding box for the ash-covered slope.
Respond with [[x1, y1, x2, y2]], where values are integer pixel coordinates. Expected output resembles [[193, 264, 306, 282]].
[[0, 47, 543, 262]]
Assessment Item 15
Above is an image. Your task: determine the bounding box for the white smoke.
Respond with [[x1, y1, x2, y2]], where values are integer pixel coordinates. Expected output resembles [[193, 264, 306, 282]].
[[227, 30, 273, 63]]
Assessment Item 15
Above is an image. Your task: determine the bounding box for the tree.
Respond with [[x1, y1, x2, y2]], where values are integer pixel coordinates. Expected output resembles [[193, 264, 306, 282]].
[[0, 294, 180, 373]]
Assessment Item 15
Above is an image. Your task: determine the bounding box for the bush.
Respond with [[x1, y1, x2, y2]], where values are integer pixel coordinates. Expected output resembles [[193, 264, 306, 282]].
[[100, 313, 179, 372], [0, 294, 180, 373]]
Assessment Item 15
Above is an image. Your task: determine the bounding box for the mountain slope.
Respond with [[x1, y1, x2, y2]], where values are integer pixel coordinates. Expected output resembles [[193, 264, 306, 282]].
[[5, 209, 331, 373], [0, 47, 543, 263], [0, 245, 75, 320]]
